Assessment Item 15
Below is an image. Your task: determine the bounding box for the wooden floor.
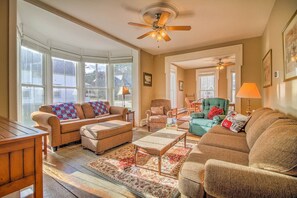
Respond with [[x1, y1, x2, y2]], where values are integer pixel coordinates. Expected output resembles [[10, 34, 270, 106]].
[[42, 126, 200, 198]]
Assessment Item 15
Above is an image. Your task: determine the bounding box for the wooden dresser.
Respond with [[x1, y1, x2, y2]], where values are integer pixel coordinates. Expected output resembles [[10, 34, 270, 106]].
[[0, 116, 48, 197]]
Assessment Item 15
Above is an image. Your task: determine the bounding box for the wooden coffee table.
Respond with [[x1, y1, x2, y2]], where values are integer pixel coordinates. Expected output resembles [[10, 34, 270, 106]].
[[133, 128, 187, 175]]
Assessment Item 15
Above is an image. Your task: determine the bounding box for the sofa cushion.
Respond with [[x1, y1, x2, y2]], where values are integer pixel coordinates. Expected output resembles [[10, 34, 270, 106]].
[[221, 111, 249, 132], [95, 114, 123, 122], [199, 132, 250, 153], [245, 107, 272, 132], [149, 115, 167, 123], [39, 103, 85, 119], [191, 118, 216, 127], [179, 144, 248, 197], [150, 106, 164, 115], [208, 125, 246, 137], [207, 106, 224, 119], [60, 118, 98, 133], [80, 120, 132, 140], [246, 111, 287, 149], [249, 119, 297, 176]]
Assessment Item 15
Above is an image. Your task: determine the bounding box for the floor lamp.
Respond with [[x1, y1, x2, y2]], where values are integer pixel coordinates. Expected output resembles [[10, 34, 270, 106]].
[[118, 86, 130, 107], [236, 83, 261, 115]]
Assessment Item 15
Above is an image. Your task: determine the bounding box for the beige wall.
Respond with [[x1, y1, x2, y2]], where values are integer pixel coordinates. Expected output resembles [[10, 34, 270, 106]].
[[262, 0, 297, 117], [218, 69, 228, 99], [0, 0, 9, 118], [155, 37, 263, 113], [140, 50, 155, 119]]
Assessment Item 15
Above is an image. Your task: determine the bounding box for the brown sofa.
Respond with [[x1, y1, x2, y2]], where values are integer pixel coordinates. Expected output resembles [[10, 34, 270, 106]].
[[178, 107, 297, 198], [31, 102, 128, 151]]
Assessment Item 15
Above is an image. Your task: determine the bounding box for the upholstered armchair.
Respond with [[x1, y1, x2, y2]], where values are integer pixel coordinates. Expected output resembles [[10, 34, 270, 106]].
[[189, 98, 229, 136], [146, 99, 175, 132]]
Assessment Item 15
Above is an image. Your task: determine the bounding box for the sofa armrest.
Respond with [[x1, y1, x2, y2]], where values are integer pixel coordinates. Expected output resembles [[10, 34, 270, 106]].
[[110, 106, 128, 120], [31, 111, 61, 147], [145, 110, 152, 118], [191, 112, 204, 118], [204, 159, 297, 198]]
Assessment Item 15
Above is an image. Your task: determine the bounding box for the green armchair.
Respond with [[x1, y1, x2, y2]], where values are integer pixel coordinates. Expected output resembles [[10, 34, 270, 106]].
[[189, 98, 229, 136]]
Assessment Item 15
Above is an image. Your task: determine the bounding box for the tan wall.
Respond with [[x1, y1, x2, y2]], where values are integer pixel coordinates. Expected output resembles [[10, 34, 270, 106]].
[[176, 66, 185, 108], [153, 55, 166, 99], [218, 69, 228, 99], [0, 0, 9, 118], [262, 0, 297, 117], [140, 50, 155, 119], [155, 37, 263, 113]]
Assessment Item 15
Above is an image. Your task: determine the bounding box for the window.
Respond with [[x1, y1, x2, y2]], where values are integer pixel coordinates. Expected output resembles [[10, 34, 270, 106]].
[[84, 63, 107, 101], [52, 57, 78, 103], [231, 72, 236, 103], [170, 67, 177, 108], [20, 46, 45, 125], [199, 74, 215, 98], [112, 63, 133, 108]]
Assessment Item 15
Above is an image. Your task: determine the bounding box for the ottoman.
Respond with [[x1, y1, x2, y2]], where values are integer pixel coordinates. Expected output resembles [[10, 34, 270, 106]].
[[80, 120, 133, 154]]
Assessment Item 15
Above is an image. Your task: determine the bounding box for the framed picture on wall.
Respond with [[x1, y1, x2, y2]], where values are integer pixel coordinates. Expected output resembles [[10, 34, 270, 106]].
[[179, 80, 184, 91], [143, 72, 152, 87], [262, 49, 272, 88], [282, 10, 297, 81]]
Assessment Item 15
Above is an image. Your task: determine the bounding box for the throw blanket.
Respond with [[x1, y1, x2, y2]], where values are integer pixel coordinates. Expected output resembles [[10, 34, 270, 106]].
[[51, 102, 78, 120], [89, 101, 109, 116]]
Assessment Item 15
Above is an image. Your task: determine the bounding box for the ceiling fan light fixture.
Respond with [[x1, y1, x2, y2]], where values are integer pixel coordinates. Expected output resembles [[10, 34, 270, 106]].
[[151, 32, 157, 38], [156, 33, 162, 41]]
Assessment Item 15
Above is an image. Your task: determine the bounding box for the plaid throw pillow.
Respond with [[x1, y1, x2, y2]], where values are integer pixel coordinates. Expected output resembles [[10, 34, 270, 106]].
[[89, 101, 109, 116], [51, 102, 78, 120], [221, 111, 249, 132]]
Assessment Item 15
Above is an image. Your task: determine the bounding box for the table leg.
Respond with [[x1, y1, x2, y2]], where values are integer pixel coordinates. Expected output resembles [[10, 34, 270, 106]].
[[158, 156, 161, 175], [43, 135, 47, 157]]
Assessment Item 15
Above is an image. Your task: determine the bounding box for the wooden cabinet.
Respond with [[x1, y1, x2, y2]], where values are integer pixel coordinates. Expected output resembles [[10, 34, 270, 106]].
[[126, 110, 135, 127], [0, 116, 48, 197]]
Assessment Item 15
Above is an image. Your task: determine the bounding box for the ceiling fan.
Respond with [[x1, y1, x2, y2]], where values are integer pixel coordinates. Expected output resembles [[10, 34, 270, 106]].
[[128, 5, 191, 42], [216, 58, 235, 70]]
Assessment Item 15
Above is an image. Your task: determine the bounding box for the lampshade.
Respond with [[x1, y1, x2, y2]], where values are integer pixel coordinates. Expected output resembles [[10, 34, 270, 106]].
[[236, 83, 261, 99], [117, 86, 130, 96]]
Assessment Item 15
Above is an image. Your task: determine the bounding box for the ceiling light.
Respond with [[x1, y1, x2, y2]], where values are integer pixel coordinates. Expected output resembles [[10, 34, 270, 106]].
[[157, 33, 162, 41], [151, 32, 156, 38]]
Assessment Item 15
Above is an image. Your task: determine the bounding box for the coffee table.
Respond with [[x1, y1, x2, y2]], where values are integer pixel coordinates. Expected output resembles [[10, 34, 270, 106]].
[[133, 128, 187, 175]]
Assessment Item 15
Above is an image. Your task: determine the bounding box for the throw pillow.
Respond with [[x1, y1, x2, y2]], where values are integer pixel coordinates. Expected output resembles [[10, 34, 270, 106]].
[[89, 101, 109, 116], [221, 111, 249, 132], [151, 106, 164, 115], [51, 102, 78, 120], [207, 106, 224, 119]]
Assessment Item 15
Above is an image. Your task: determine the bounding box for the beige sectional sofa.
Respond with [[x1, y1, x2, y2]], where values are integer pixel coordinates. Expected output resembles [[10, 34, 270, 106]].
[[178, 108, 297, 198], [31, 102, 127, 151]]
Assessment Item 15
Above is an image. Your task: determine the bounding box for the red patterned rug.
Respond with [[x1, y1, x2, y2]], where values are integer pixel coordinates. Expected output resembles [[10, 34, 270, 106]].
[[86, 141, 195, 198]]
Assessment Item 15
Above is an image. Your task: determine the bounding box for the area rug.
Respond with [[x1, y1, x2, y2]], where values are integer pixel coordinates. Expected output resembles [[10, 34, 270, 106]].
[[85, 141, 195, 198]]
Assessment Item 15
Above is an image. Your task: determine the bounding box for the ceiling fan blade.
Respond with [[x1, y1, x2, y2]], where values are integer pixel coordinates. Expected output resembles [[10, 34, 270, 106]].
[[166, 26, 191, 31], [137, 31, 155, 39], [157, 11, 171, 27], [128, 22, 151, 28], [162, 32, 171, 42]]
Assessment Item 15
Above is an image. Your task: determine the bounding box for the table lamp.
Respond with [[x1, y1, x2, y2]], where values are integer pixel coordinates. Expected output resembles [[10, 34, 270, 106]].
[[118, 86, 130, 107], [236, 83, 261, 115]]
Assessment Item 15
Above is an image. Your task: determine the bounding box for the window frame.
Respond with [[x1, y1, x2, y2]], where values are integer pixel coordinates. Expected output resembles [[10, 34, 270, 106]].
[[227, 66, 236, 104]]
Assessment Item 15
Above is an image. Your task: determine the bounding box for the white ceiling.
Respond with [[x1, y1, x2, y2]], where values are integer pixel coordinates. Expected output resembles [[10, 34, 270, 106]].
[[18, 1, 131, 55], [172, 54, 235, 69], [34, 0, 275, 55]]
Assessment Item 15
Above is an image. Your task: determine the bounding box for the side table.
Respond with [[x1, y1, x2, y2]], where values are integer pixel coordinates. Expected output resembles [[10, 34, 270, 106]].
[[126, 110, 135, 127]]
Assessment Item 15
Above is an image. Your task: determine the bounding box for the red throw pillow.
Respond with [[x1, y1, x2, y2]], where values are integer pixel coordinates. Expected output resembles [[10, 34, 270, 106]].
[[207, 106, 224, 119]]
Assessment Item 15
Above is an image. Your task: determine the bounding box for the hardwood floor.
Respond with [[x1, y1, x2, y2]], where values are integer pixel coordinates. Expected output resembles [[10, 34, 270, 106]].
[[42, 127, 200, 198]]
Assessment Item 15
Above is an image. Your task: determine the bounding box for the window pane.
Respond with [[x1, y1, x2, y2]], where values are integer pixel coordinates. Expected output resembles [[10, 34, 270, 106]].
[[21, 47, 43, 85], [85, 88, 107, 102], [66, 88, 77, 102], [65, 60, 76, 87], [200, 74, 215, 98], [85, 63, 107, 88], [53, 58, 65, 86], [21, 86, 44, 126], [113, 63, 132, 108], [53, 88, 65, 104]]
